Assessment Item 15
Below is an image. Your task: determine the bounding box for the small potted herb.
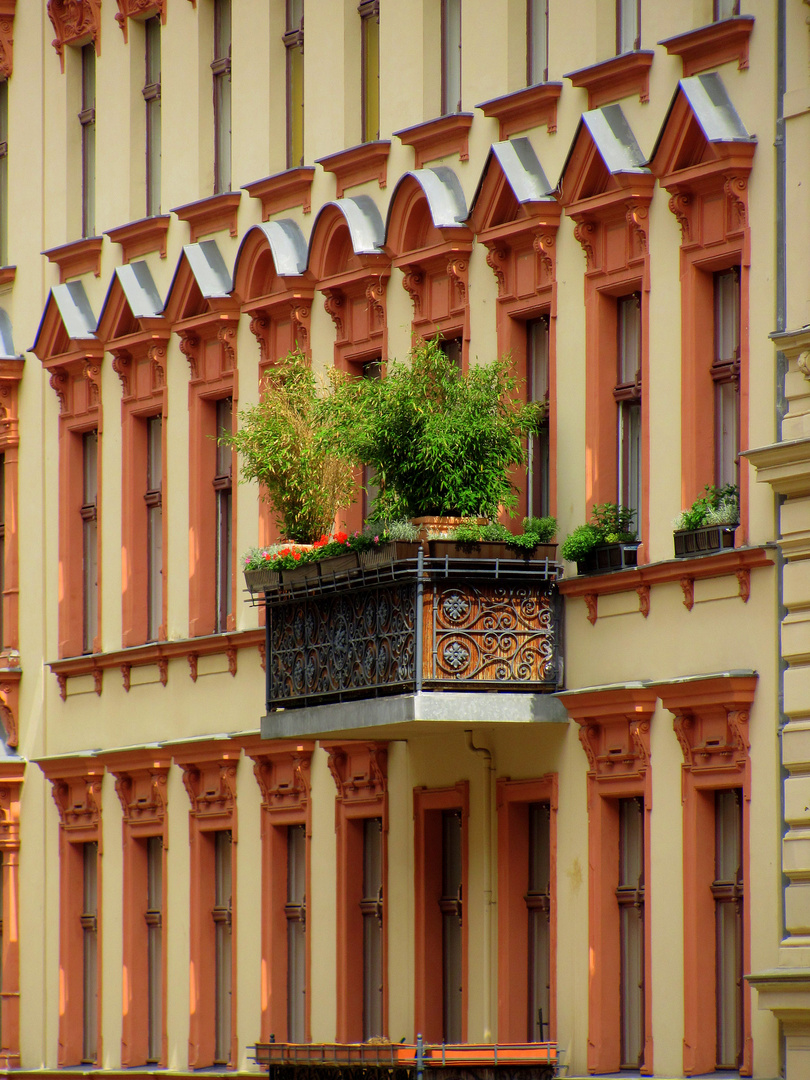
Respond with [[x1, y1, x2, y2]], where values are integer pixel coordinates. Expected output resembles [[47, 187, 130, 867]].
[[673, 484, 738, 558], [561, 504, 638, 575], [359, 520, 421, 568]]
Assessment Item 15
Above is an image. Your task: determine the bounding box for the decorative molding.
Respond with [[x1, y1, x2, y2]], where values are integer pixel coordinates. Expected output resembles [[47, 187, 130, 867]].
[[0, 1, 17, 81], [562, 685, 658, 784], [401, 267, 424, 312], [217, 321, 237, 370], [485, 247, 507, 295], [105, 215, 170, 262], [0, 669, 20, 747], [317, 141, 391, 199], [172, 191, 241, 243], [322, 742, 387, 803], [584, 593, 597, 625], [680, 576, 694, 611], [365, 279, 386, 325], [659, 16, 755, 78], [106, 752, 171, 831], [111, 350, 132, 396], [394, 113, 474, 169], [533, 232, 555, 276], [43, 236, 103, 283], [572, 221, 596, 268], [248, 314, 270, 362], [243, 167, 316, 219], [565, 50, 654, 110], [47, 0, 101, 71], [115, 0, 165, 43], [0, 266, 16, 288], [242, 740, 315, 815], [447, 258, 468, 305], [289, 300, 311, 349], [178, 330, 201, 380], [476, 82, 562, 139], [40, 759, 104, 838], [177, 743, 240, 823], [323, 289, 344, 336], [657, 672, 757, 776], [636, 584, 650, 618], [667, 192, 692, 242]]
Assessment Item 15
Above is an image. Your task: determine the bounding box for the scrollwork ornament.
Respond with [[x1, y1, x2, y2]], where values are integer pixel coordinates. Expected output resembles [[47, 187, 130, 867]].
[[680, 576, 694, 611], [179, 331, 200, 380], [533, 233, 555, 277], [217, 323, 236, 371], [401, 268, 424, 312], [249, 314, 270, 362], [573, 221, 596, 268], [147, 342, 167, 388], [49, 369, 69, 413], [323, 290, 344, 336], [0, 14, 14, 80], [365, 281, 386, 325], [626, 203, 648, 253], [447, 258, 468, 303], [485, 247, 508, 295], [668, 192, 692, 242], [48, 0, 101, 70], [724, 175, 747, 230], [111, 351, 132, 397], [289, 302, 310, 349]]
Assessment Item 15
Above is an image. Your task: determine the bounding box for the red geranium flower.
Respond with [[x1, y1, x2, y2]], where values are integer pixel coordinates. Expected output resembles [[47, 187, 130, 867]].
[[335, 530, 348, 544]]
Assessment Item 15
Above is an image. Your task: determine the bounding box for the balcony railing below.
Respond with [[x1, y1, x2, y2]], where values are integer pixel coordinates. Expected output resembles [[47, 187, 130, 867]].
[[261, 552, 563, 713]]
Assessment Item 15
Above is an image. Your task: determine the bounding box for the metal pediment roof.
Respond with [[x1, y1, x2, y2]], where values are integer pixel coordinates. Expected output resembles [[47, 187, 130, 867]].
[[237, 219, 309, 278], [182, 239, 233, 298], [580, 104, 650, 175], [470, 137, 555, 215], [0, 309, 17, 359], [386, 166, 469, 237], [676, 72, 754, 143], [51, 280, 98, 339], [311, 195, 386, 260], [114, 261, 163, 319]]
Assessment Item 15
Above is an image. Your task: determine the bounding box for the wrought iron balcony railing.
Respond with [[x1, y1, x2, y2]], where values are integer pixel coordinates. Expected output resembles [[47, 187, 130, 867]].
[[259, 549, 563, 713]]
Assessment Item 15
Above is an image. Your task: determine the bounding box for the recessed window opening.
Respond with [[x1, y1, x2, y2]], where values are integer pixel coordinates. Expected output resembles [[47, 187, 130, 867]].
[[212, 0, 232, 193], [213, 399, 232, 633], [285, 0, 305, 168], [714, 789, 743, 1070], [440, 809, 463, 1043], [286, 823, 307, 1041], [145, 835, 163, 1064], [617, 797, 644, 1070], [144, 16, 162, 216], [361, 817, 384, 1039], [213, 830, 232, 1064], [527, 317, 550, 519], [81, 430, 99, 654], [359, 0, 380, 142], [81, 842, 99, 1064], [441, 0, 462, 115], [616, 0, 640, 53], [527, 803, 551, 1041], [614, 294, 641, 519], [145, 416, 162, 643], [80, 44, 96, 237], [527, 0, 548, 85], [712, 268, 740, 490]]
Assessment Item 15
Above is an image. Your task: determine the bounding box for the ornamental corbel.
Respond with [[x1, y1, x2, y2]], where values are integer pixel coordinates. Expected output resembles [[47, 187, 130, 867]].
[[48, 0, 101, 72], [532, 232, 556, 278], [49, 368, 69, 413], [573, 220, 597, 269], [147, 342, 167, 389], [625, 203, 649, 255], [667, 192, 692, 243], [217, 322, 237, 372], [289, 301, 311, 350], [485, 246, 508, 296], [178, 330, 200, 380], [249, 314, 270, 363], [447, 258, 468, 305], [0, 2, 16, 81], [115, 0, 165, 43], [365, 280, 386, 326], [323, 289, 345, 337], [724, 175, 747, 232], [111, 349, 132, 397], [401, 267, 424, 312], [248, 744, 313, 811]]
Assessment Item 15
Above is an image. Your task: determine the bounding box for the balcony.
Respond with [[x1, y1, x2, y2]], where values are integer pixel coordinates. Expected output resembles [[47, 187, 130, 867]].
[[252, 1040, 559, 1080], [258, 549, 565, 738]]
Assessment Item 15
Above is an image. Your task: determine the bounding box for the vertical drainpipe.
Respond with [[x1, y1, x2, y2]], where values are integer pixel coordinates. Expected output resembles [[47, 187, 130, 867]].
[[465, 730, 494, 1043]]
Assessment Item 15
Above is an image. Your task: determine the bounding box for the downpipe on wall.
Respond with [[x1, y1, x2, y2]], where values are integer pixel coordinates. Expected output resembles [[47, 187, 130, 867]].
[[465, 729, 494, 1043]]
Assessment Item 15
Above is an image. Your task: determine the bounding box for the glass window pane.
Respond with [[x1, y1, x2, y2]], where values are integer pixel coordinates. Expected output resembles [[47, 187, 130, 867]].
[[82, 842, 98, 1063], [362, 818, 383, 1039], [527, 318, 550, 519], [617, 798, 644, 1070], [527, 0, 548, 84], [145, 17, 161, 216], [361, 5, 380, 142], [287, 824, 307, 1042], [441, 0, 461, 114], [286, 0, 305, 168], [0, 80, 8, 265], [527, 804, 550, 1041], [441, 810, 463, 1043], [214, 831, 232, 1063], [81, 45, 96, 238], [617, 0, 639, 52], [618, 295, 641, 385], [146, 836, 163, 1063]]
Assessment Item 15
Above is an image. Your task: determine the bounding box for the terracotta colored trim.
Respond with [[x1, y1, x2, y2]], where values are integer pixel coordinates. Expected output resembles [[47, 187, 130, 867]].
[[413, 782, 469, 1043], [115, 0, 166, 44], [43, 236, 103, 283], [0, 2, 17, 81], [659, 16, 755, 78], [39, 759, 104, 1066], [317, 142, 391, 199], [47, 627, 264, 697], [0, 762, 23, 1070], [241, 739, 315, 1043], [172, 191, 241, 243], [657, 674, 756, 1076], [176, 744, 239, 1068], [565, 50, 654, 110], [495, 775, 557, 1043], [0, 669, 20, 747], [47, 0, 101, 72], [243, 167, 316, 219], [105, 215, 171, 262], [476, 82, 562, 140], [395, 113, 474, 170], [0, 358, 23, 666], [0, 267, 15, 287], [105, 751, 170, 1067], [323, 742, 388, 1042], [565, 687, 656, 1075]]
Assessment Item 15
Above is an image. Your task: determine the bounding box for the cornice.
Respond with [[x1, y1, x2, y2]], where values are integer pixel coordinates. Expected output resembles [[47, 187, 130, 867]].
[[395, 113, 474, 169], [659, 16, 755, 78], [105, 215, 170, 262], [476, 82, 562, 139], [172, 191, 241, 243], [243, 167, 315, 219], [317, 141, 391, 199], [565, 50, 654, 110], [43, 236, 103, 283]]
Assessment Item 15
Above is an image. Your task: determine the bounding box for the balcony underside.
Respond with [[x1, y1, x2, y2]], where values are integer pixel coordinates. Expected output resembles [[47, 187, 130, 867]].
[[262, 555, 564, 727]]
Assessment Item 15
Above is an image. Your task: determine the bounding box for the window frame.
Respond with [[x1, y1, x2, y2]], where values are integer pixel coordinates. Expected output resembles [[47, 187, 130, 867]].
[[284, 0, 305, 169], [80, 43, 96, 238], [143, 15, 162, 216], [212, 0, 231, 194], [0, 79, 8, 266], [526, 0, 548, 85], [616, 0, 641, 53], [359, 0, 380, 143], [440, 0, 462, 115]]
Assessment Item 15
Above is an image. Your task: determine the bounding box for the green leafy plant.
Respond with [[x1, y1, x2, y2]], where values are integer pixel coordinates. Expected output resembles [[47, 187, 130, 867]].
[[220, 350, 356, 544], [674, 484, 739, 531], [326, 337, 547, 520], [449, 515, 557, 551], [522, 516, 558, 543], [561, 504, 637, 563]]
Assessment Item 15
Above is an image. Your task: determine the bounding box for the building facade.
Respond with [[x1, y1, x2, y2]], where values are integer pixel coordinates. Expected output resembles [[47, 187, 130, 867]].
[[0, 1, 804, 1077]]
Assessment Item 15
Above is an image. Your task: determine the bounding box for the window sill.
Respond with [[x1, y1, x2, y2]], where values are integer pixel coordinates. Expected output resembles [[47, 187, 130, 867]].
[[558, 545, 774, 623], [48, 628, 265, 700], [243, 165, 316, 219], [395, 112, 474, 169], [565, 50, 654, 110], [659, 16, 755, 78], [317, 140, 391, 199], [476, 82, 562, 139], [172, 190, 241, 243], [105, 214, 171, 262], [43, 236, 103, 283]]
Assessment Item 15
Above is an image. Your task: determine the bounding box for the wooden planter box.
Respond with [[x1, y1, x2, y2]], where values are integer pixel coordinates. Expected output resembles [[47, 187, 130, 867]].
[[674, 524, 737, 558], [577, 541, 640, 575], [282, 562, 320, 585], [359, 541, 421, 568], [316, 552, 359, 580], [244, 567, 280, 593], [429, 540, 558, 562]]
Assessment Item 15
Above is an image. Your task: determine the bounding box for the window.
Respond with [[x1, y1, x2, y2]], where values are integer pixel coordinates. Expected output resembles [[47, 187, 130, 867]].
[[617, 797, 645, 1070], [213, 831, 232, 1064], [438, 335, 462, 370], [214, 399, 232, 634], [362, 818, 384, 1039], [527, 318, 550, 519], [145, 416, 163, 643], [144, 16, 161, 216], [0, 454, 5, 651], [714, 789, 743, 1070], [0, 80, 7, 266], [285, 0, 304, 168], [441, 810, 463, 1043], [212, 0, 231, 193], [714, 0, 740, 18], [527, 0, 548, 85], [359, 1, 380, 143], [81, 841, 99, 1064], [616, 0, 640, 53], [81, 430, 98, 655], [713, 268, 740, 491], [146, 835, 163, 1064], [80, 44, 95, 238], [441, 0, 461, 115], [286, 823, 307, 1043], [615, 294, 641, 521], [527, 803, 551, 1041]]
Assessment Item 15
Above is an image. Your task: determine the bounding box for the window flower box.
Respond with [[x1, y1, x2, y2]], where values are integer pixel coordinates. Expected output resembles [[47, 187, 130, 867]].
[[577, 541, 640, 576], [429, 539, 558, 563], [674, 524, 736, 559], [282, 562, 320, 586], [359, 541, 421, 568], [244, 567, 280, 594], [316, 552, 359, 580]]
